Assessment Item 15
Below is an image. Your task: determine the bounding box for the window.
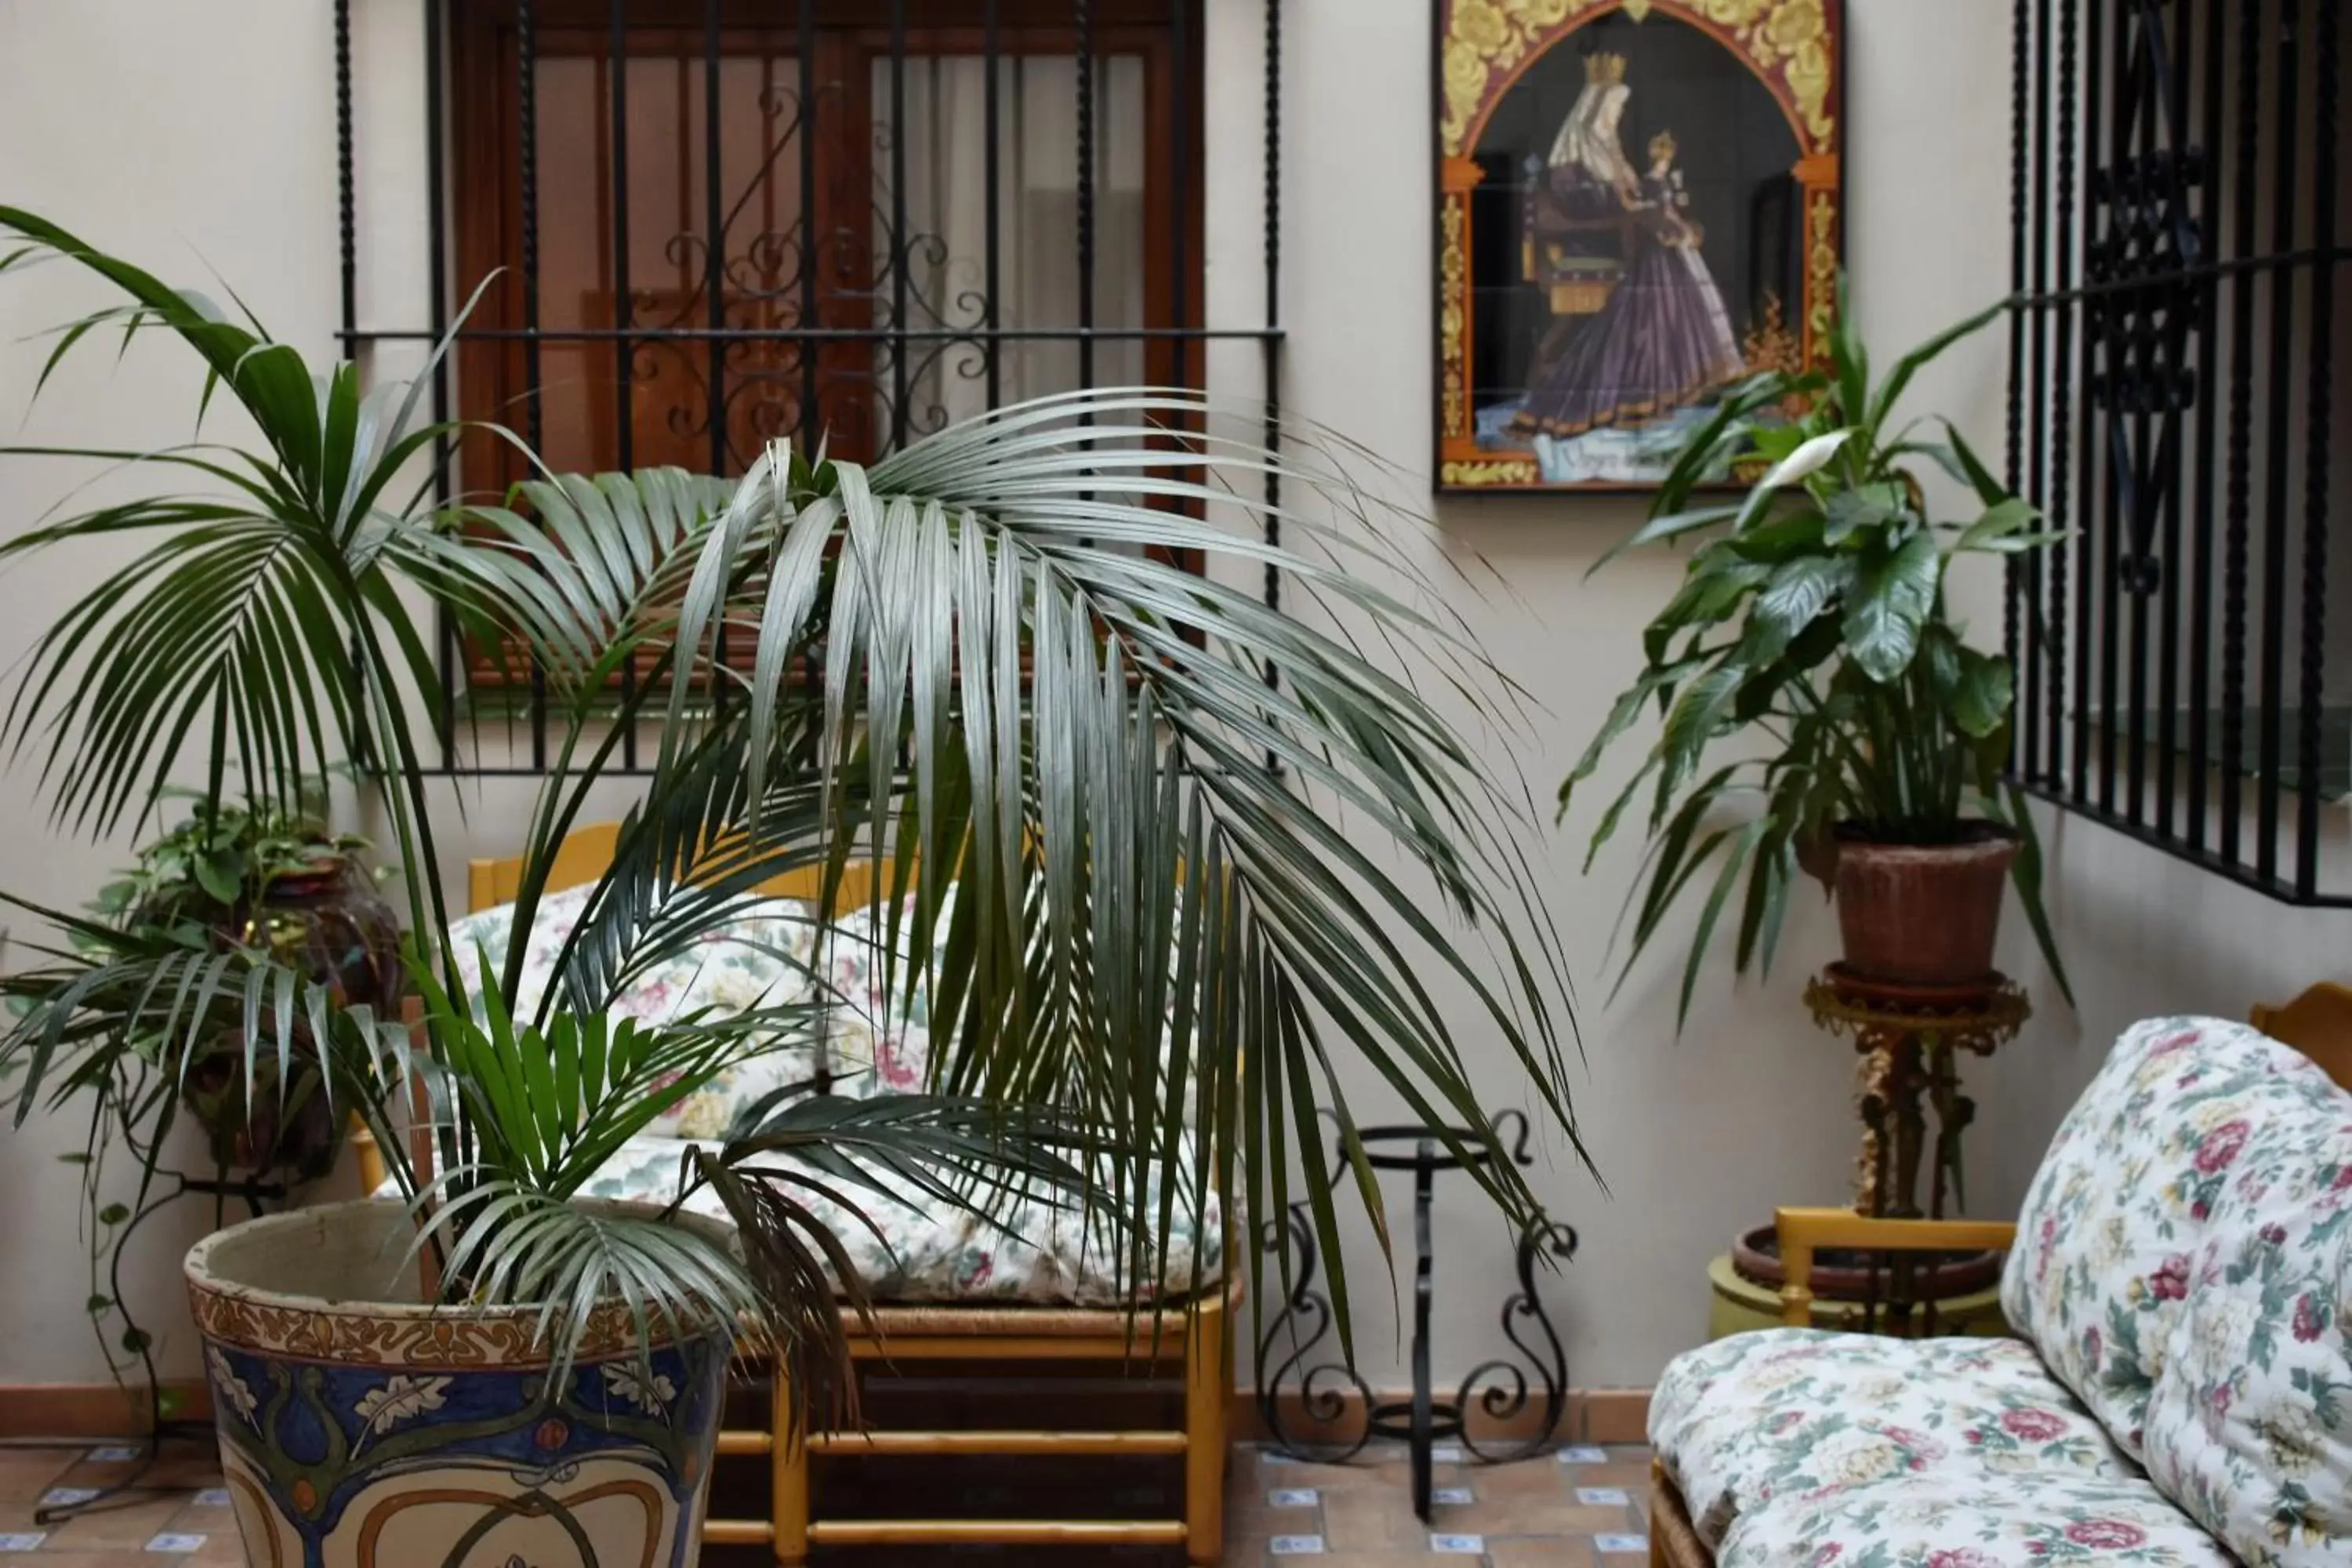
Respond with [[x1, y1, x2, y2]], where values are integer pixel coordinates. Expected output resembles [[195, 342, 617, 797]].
[[2005, 0, 2349, 902], [336, 0, 1271, 771]]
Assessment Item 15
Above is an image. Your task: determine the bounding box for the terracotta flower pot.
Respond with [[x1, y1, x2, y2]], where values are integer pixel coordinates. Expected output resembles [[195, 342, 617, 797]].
[[187, 1201, 729, 1567], [1832, 825, 2020, 986]]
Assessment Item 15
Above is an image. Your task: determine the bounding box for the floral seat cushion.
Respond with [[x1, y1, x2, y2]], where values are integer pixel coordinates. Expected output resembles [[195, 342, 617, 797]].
[[1650, 1328, 2143, 1548], [573, 1132, 1224, 1305], [445, 884, 826, 1141], [1715, 1468, 2239, 1567], [2003, 1014, 2352, 1567]]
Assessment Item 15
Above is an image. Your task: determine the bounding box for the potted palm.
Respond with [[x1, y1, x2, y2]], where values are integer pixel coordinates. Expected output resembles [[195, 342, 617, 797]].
[[1563, 294, 2071, 1022], [0, 209, 1581, 1566]]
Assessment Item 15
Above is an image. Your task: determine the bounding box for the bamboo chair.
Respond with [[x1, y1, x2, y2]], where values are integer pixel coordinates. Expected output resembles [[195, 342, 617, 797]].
[[352, 822, 1237, 1564]]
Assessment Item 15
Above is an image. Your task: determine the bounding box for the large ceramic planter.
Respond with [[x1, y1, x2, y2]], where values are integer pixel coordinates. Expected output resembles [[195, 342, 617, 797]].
[[1833, 825, 2020, 985], [186, 1201, 728, 1567]]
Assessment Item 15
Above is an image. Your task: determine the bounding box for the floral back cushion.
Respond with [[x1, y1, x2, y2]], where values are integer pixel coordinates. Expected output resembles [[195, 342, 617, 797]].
[[818, 884, 1198, 1116], [446, 884, 826, 1140], [2136, 1036, 2352, 1566], [2001, 1015, 2332, 1460]]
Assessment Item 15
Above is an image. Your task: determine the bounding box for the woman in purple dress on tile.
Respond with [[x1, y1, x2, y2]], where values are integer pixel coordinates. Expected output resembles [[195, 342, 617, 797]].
[[1512, 129, 1747, 440]]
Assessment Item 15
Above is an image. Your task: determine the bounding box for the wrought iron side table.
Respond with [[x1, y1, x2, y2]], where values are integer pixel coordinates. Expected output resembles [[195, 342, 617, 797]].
[[1255, 1109, 1577, 1521]]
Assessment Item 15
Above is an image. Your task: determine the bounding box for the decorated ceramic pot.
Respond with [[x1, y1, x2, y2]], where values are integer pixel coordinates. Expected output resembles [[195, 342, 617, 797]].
[[185, 1201, 728, 1567]]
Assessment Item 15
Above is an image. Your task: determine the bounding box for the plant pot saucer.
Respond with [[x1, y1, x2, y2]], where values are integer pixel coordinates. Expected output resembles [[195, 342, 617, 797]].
[[1730, 1222, 2003, 1301], [1817, 960, 2008, 1011]]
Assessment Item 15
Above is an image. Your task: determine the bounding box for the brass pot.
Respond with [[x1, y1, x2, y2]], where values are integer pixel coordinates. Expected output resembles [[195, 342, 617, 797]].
[[1831, 826, 2020, 986]]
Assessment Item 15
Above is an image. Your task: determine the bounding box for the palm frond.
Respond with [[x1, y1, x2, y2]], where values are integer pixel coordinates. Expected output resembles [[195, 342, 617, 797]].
[[657, 392, 1583, 1360]]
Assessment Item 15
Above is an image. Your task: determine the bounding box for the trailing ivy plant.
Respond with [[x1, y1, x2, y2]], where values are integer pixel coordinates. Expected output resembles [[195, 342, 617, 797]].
[[1561, 290, 2072, 1023]]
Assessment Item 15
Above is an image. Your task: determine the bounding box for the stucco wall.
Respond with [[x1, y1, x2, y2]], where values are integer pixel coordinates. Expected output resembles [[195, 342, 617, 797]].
[[1, 0, 2336, 1397]]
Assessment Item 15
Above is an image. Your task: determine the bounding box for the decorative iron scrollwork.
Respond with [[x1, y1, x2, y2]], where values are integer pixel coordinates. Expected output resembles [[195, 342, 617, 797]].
[[1254, 1106, 1574, 1490]]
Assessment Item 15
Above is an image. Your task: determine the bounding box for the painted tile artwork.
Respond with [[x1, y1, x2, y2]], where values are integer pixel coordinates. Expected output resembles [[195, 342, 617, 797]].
[[1434, 0, 1844, 492]]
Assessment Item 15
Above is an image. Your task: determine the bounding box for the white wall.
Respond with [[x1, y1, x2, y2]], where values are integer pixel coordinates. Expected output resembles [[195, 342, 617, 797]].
[[0, 0, 2337, 1399]]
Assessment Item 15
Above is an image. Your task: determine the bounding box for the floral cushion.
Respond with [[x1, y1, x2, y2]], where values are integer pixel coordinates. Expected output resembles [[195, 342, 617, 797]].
[[1652, 1328, 2143, 1548], [818, 887, 1198, 1118], [445, 884, 826, 1141], [571, 1132, 1223, 1305], [1716, 1469, 2238, 1567], [2132, 1036, 2352, 1566], [2001, 1017, 2336, 1458]]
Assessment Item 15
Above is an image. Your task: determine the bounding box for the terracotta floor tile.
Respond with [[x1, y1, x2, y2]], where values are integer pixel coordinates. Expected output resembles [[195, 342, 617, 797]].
[[1489, 1538, 1602, 1567], [1319, 1486, 1446, 1552], [1467, 1501, 1641, 1535], [1458, 1459, 1583, 1500], [34, 1495, 187, 1551], [0, 1451, 77, 1504]]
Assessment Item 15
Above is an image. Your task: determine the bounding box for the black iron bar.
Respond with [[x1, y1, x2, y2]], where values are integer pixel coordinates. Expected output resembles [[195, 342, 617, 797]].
[[2054, 0, 2082, 790], [611, 0, 637, 770], [1263, 0, 1282, 644], [2218, 0, 2260, 866], [705, 0, 728, 711], [336, 0, 357, 357], [797, 0, 817, 454], [2007, 0, 2031, 766], [1076, 0, 1097, 397], [2012, 243, 2350, 303], [2019, 779, 2352, 907], [2186, 0, 2225, 851], [348, 325, 1283, 342], [426, 0, 456, 772], [2025, 0, 2052, 784], [983, 0, 1001, 408], [2292, 0, 2336, 897], [2090, 0, 2118, 816], [520, 0, 549, 773], [1172, 0, 1191, 397], [890, 0, 909, 453], [2254, 0, 2299, 884], [2151, 0, 2191, 840]]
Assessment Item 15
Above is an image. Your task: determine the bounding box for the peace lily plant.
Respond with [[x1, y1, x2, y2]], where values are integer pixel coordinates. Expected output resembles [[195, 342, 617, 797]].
[[1564, 293, 2071, 1022], [0, 208, 1581, 1502]]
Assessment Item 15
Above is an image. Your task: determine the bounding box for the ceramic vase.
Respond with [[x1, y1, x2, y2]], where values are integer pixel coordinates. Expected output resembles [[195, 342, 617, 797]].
[[185, 1201, 728, 1567]]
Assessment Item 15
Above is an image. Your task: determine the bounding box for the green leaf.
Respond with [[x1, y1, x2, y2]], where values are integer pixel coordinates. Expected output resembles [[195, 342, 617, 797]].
[[1823, 481, 1907, 546], [1948, 650, 2014, 739], [98, 1203, 129, 1225], [1744, 556, 1857, 663], [1867, 297, 2008, 434], [1953, 496, 2041, 554], [1843, 533, 1943, 682]]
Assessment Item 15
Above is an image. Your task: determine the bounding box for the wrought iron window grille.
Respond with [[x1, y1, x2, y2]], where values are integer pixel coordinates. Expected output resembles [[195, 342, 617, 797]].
[[335, 0, 1284, 778], [2005, 0, 2348, 904]]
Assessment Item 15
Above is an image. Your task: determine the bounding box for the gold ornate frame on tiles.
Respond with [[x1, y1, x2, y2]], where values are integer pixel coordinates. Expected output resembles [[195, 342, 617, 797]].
[[1432, 0, 1844, 493]]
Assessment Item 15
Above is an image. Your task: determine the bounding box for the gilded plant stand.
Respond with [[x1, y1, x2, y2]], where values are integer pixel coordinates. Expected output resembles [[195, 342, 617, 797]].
[[1803, 964, 2031, 1221]]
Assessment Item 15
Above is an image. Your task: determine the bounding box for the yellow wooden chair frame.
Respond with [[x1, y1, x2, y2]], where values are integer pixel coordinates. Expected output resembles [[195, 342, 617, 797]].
[[352, 822, 1237, 1565], [1648, 985, 2352, 1568]]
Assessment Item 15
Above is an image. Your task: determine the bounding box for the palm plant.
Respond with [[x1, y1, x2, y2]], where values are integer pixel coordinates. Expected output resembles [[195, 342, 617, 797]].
[[0, 208, 1581, 1415]]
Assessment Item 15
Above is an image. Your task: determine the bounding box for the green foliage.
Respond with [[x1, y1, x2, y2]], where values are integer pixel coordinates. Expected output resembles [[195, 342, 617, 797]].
[[90, 787, 375, 941], [0, 209, 1581, 1409], [1563, 288, 2072, 1024]]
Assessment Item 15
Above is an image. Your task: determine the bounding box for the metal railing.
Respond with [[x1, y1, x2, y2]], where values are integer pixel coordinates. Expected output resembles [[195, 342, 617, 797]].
[[2006, 0, 2347, 902], [334, 0, 1284, 776]]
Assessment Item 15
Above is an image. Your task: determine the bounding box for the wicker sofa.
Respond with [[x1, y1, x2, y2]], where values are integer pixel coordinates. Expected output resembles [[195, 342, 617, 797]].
[[356, 826, 1234, 1563], [1647, 1004, 2352, 1568]]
